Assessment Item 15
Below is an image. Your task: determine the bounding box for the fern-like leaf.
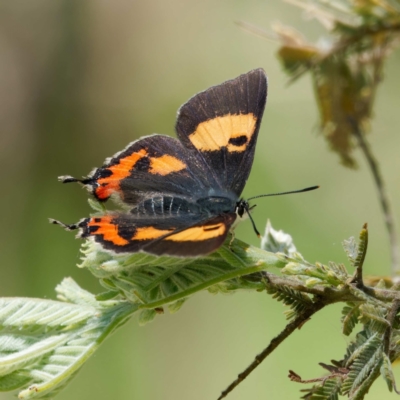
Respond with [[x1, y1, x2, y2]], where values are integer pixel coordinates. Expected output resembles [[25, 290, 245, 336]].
[[380, 353, 395, 392], [342, 237, 358, 267], [265, 282, 312, 320], [342, 330, 383, 395], [0, 279, 138, 399], [301, 377, 343, 400], [358, 303, 389, 334], [80, 238, 288, 309], [341, 303, 361, 336]]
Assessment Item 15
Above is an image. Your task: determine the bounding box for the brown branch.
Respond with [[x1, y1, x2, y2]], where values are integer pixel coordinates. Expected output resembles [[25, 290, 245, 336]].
[[217, 260, 400, 399], [288, 367, 348, 384], [351, 122, 399, 275], [246, 271, 400, 303], [384, 298, 400, 355], [217, 298, 327, 400]]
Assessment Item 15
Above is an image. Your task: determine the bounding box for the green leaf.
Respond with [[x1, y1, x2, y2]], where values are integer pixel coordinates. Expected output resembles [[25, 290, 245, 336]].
[[79, 238, 288, 309], [138, 309, 158, 326], [301, 377, 343, 400], [342, 330, 383, 396], [167, 299, 187, 314], [0, 371, 33, 391], [342, 237, 358, 266], [358, 303, 389, 334], [281, 260, 346, 286], [264, 281, 312, 320], [380, 353, 394, 392], [0, 279, 138, 399], [0, 235, 294, 398], [342, 303, 361, 336], [87, 198, 106, 213]]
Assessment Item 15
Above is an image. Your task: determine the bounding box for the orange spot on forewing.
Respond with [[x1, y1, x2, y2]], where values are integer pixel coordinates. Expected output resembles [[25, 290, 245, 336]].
[[149, 155, 186, 175], [95, 148, 147, 200], [189, 114, 257, 152]]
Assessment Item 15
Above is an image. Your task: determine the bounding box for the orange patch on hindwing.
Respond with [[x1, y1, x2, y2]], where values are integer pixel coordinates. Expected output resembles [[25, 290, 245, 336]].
[[189, 114, 257, 152], [166, 223, 226, 242], [134, 226, 174, 240], [87, 216, 129, 246]]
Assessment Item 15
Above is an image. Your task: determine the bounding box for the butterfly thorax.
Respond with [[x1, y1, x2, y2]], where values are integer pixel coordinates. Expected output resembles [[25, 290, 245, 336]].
[[196, 195, 237, 215]]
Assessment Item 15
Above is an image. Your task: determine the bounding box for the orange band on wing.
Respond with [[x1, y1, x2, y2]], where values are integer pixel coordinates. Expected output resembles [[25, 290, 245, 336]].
[[134, 226, 173, 240], [149, 155, 186, 176], [189, 114, 257, 153], [95, 148, 148, 200], [166, 223, 226, 242], [87, 216, 129, 246]]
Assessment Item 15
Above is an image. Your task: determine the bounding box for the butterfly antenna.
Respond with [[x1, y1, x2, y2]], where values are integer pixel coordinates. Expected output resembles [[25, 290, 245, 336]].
[[247, 185, 319, 201]]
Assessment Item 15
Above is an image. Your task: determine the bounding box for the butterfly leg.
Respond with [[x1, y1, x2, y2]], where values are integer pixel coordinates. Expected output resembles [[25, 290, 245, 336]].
[[228, 230, 236, 250]]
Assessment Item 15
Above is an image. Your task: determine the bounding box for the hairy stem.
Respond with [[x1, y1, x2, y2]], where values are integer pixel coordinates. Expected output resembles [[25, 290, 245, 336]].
[[217, 298, 326, 400], [383, 298, 400, 355], [351, 124, 399, 275]]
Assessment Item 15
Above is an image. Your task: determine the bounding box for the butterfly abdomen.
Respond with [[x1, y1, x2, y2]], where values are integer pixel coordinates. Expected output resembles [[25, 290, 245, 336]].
[[134, 196, 201, 217]]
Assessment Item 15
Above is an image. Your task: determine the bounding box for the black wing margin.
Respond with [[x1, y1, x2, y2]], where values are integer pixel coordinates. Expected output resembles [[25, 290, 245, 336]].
[[175, 69, 267, 197]]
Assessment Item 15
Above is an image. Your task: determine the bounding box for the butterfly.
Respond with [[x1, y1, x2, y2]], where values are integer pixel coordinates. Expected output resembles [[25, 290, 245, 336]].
[[51, 69, 268, 257]]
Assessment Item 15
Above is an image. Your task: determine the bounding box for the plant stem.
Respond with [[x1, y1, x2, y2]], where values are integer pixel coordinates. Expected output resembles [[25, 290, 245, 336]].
[[351, 124, 399, 275], [216, 298, 326, 400], [383, 298, 400, 355]]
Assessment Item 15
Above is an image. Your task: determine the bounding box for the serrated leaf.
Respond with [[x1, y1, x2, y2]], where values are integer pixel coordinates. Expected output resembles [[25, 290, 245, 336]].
[[380, 353, 394, 392], [0, 280, 138, 399], [0, 298, 96, 332], [328, 262, 349, 281], [79, 238, 288, 310], [342, 236, 358, 266], [301, 377, 343, 400], [342, 331, 383, 395], [265, 282, 312, 320], [344, 330, 379, 367], [359, 303, 389, 334], [341, 303, 361, 336]]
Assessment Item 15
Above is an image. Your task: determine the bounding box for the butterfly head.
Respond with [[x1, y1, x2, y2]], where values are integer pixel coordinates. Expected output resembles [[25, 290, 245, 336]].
[[235, 199, 261, 237]]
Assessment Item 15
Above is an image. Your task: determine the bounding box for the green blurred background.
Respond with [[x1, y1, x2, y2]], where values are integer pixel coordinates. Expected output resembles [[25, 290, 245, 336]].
[[1, 1, 400, 399]]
